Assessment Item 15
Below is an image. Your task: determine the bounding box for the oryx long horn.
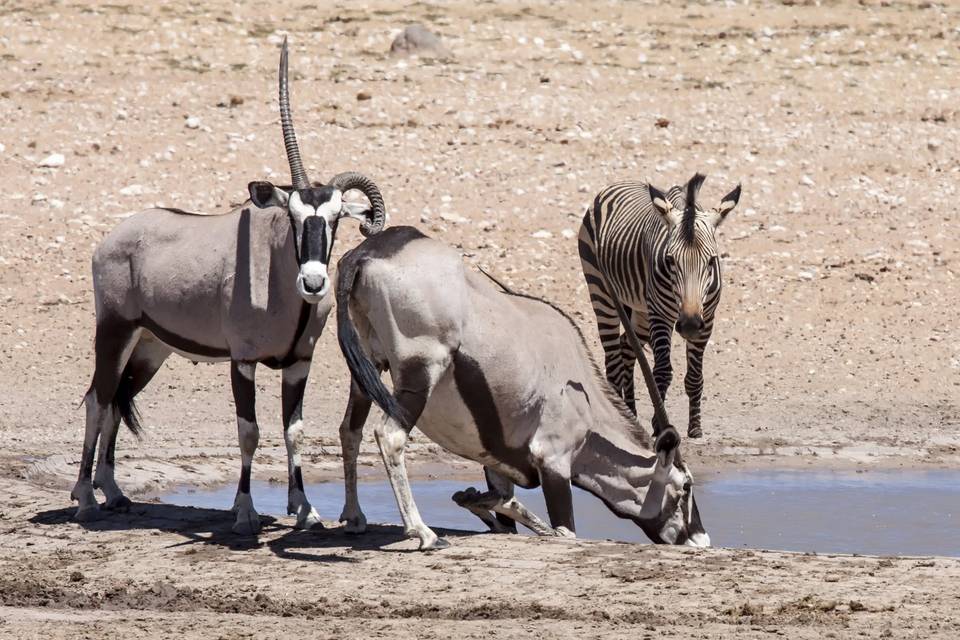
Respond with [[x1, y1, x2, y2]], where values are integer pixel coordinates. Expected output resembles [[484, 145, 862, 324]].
[[328, 172, 387, 236], [279, 37, 309, 190]]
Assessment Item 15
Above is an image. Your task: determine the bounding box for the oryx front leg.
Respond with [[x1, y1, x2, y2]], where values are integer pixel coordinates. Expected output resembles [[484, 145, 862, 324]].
[[338, 380, 373, 534], [282, 359, 322, 530], [230, 361, 261, 536]]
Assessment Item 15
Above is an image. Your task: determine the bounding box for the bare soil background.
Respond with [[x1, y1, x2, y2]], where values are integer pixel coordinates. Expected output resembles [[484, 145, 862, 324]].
[[0, 0, 958, 638]]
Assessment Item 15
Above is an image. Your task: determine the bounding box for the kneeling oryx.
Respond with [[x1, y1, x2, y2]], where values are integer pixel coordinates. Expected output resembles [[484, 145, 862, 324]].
[[72, 38, 388, 534], [335, 226, 709, 550]]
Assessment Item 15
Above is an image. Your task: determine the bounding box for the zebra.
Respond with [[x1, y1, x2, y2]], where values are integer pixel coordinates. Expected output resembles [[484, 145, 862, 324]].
[[578, 174, 741, 438]]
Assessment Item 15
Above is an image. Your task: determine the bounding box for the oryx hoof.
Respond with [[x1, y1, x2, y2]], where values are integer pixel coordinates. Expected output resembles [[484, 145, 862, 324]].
[[554, 526, 576, 538], [340, 513, 367, 534], [295, 508, 325, 531], [74, 505, 103, 523], [451, 487, 480, 506], [232, 513, 262, 537], [103, 495, 132, 513], [687, 425, 703, 439], [420, 536, 451, 552]]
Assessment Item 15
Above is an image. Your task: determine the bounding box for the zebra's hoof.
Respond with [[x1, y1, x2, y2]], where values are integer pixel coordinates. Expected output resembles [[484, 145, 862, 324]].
[[687, 425, 703, 439]]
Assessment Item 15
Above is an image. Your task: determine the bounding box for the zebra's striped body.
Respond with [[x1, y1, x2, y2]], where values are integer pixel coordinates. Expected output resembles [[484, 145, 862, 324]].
[[578, 174, 740, 438]]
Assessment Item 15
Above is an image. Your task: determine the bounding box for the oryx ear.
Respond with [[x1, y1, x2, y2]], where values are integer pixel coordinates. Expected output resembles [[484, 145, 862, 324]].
[[248, 181, 289, 209], [712, 183, 741, 227], [339, 201, 373, 224], [648, 183, 680, 228], [654, 426, 680, 469]]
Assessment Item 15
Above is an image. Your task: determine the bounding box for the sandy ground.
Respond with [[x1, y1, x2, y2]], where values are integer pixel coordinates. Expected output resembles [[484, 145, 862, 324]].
[[1, 0, 959, 637]]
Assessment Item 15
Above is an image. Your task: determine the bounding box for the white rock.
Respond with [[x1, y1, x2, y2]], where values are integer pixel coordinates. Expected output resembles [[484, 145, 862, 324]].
[[560, 228, 576, 239], [185, 117, 201, 130], [531, 230, 553, 239], [119, 184, 145, 196], [38, 153, 65, 168], [0, 142, 5, 153], [800, 175, 815, 187], [797, 270, 816, 281]]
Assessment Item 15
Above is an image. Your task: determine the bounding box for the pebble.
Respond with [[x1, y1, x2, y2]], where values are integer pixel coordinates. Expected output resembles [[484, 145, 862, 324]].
[[119, 184, 145, 196], [532, 230, 553, 239], [185, 117, 201, 129], [38, 153, 65, 168]]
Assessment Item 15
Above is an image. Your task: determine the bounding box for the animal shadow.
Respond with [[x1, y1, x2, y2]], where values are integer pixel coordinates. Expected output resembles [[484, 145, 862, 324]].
[[30, 501, 483, 560]]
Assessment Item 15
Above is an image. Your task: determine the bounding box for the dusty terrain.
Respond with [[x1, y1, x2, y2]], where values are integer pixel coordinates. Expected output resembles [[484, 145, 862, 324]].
[[1, 0, 959, 637]]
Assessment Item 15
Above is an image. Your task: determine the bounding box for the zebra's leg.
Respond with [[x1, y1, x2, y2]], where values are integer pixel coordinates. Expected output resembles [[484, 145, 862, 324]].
[[230, 361, 261, 536], [339, 379, 373, 534], [684, 338, 710, 439], [648, 319, 674, 431], [281, 359, 323, 530]]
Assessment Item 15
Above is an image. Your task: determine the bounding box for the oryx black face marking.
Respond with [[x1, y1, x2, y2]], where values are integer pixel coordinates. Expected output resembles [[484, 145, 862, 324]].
[[301, 215, 329, 264]]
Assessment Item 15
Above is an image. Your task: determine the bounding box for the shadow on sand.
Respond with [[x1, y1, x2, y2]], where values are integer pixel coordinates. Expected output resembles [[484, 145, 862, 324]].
[[30, 501, 482, 562]]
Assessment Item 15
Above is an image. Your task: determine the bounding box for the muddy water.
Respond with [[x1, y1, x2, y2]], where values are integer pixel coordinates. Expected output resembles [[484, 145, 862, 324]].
[[161, 470, 959, 557]]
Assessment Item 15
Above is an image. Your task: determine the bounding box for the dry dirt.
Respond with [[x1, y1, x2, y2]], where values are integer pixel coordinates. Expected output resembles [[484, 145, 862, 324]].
[[1, 0, 959, 638]]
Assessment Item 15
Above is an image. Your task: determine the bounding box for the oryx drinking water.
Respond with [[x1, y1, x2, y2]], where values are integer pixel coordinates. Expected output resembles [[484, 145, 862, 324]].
[[71, 39, 387, 534], [334, 226, 709, 550]]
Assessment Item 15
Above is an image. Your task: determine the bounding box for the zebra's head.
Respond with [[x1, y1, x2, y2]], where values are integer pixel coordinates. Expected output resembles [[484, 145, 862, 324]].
[[648, 174, 741, 340]]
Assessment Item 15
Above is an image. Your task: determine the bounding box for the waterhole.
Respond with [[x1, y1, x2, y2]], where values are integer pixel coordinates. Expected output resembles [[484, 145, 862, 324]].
[[161, 470, 958, 557]]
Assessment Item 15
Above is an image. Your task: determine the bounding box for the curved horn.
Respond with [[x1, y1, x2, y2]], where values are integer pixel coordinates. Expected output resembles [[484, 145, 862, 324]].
[[328, 172, 387, 236], [279, 37, 309, 190]]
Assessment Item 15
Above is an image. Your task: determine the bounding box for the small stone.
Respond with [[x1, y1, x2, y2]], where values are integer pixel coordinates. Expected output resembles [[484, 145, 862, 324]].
[[229, 95, 244, 107], [390, 24, 448, 57], [119, 184, 145, 196], [356, 90, 372, 102], [185, 116, 201, 129], [38, 153, 65, 168], [69, 571, 84, 583], [800, 175, 815, 187], [531, 230, 553, 239], [560, 228, 576, 239], [655, 117, 670, 128]]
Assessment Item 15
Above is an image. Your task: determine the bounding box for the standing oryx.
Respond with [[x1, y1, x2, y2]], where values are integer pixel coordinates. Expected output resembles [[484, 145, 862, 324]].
[[71, 38, 388, 535], [578, 174, 741, 438], [335, 226, 709, 550]]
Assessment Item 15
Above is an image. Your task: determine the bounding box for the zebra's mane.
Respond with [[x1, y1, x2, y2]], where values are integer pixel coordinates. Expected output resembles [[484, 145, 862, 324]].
[[482, 274, 653, 449], [680, 173, 707, 244]]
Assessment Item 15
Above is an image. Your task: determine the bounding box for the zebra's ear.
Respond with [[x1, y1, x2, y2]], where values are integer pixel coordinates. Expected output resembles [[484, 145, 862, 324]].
[[712, 183, 741, 227], [648, 183, 680, 228]]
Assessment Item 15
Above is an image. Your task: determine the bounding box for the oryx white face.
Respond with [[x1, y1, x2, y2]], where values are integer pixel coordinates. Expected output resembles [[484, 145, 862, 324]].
[[653, 462, 710, 547], [287, 187, 342, 303], [248, 181, 357, 304], [632, 429, 710, 547]]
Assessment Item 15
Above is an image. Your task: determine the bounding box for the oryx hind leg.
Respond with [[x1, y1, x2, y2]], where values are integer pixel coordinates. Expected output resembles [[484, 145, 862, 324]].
[[281, 359, 322, 530], [72, 318, 141, 522], [95, 334, 171, 512], [338, 378, 373, 534], [375, 356, 449, 551]]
